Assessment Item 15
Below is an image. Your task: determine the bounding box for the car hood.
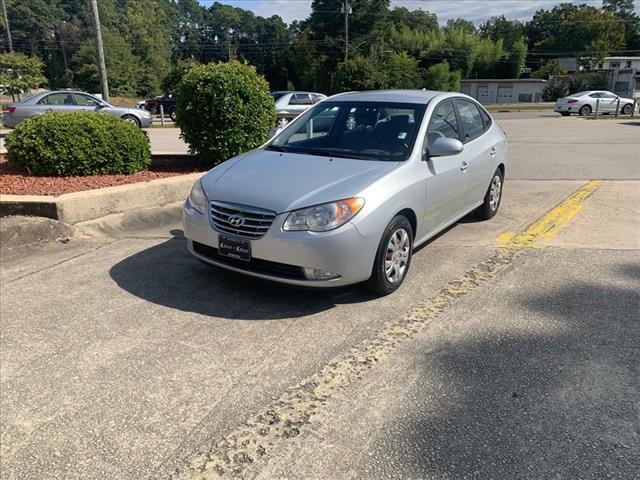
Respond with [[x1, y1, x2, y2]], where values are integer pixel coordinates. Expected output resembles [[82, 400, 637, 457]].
[[201, 149, 399, 213]]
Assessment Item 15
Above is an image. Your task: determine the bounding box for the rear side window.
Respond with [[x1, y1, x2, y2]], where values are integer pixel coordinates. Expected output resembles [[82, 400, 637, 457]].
[[455, 99, 484, 143], [38, 93, 75, 106], [311, 94, 324, 103], [289, 94, 313, 105], [427, 100, 459, 144]]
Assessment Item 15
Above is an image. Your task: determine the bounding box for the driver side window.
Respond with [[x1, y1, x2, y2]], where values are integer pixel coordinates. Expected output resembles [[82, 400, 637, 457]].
[[427, 101, 459, 145]]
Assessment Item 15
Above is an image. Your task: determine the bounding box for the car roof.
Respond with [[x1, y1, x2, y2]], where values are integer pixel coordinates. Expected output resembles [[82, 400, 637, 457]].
[[20, 90, 95, 103], [328, 89, 445, 104], [271, 91, 325, 95]]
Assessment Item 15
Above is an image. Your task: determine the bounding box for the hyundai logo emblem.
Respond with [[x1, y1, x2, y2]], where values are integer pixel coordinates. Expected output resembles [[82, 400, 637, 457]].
[[228, 215, 245, 227]]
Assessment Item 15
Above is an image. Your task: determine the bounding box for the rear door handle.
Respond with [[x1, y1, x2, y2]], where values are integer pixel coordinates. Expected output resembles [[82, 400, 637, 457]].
[[460, 161, 469, 172], [490, 146, 497, 156]]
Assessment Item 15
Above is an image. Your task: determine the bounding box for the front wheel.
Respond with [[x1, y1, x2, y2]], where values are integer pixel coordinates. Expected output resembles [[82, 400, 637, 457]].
[[122, 115, 141, 128], [579, 105, 592, 116], [367, 216, 413, 296], [622, 103, 633, 115], [169, 109, 177, 122], [476, 168, 504, 220]]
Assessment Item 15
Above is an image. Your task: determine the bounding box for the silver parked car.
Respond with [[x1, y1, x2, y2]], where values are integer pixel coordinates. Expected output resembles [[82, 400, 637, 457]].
[[554, 90, 637, 116], [270, 91, 327, 128], [2, 91, 153, 128], [184, 90, 507, 295]]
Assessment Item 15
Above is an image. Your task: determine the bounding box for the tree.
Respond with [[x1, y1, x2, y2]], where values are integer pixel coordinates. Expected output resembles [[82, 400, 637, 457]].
[[603, 0, 640, 50], [423, 61, 460, 91], [384, 52, 422, 89], [480, 15, 526, 48], [334, 56, 388, 92], [0, 52, 46, 100], [531, 59, 567, 79], [527, 4, 625, 67]]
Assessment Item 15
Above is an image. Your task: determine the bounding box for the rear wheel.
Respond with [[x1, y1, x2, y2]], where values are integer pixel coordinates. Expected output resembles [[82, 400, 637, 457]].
[[122, 115, 141, 128], [622, 103, 633, 115], [579, 105, 592, 116], [169, 109, 177, 122], [476, 168, 504, 220], [367, 216, 413, 296]]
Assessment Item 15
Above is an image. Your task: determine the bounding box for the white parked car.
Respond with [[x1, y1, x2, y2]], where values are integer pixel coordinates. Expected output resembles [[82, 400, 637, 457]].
[[554, 91, 637, 116]]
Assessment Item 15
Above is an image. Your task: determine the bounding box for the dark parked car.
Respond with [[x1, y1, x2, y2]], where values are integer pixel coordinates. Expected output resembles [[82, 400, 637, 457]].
[[144, 92, 177, 120]]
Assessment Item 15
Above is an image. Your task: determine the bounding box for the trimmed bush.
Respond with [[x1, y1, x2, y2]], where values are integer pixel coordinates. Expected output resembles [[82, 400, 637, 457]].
[[175, 61, 275, 163], [6, 111, 151, 176]]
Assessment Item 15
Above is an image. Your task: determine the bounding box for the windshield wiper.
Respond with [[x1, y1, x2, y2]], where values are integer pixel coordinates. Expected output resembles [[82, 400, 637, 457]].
[[265, 144, 286, 152]]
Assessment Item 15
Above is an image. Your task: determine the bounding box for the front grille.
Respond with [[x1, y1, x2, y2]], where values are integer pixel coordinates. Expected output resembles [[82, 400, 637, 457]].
[[209, 201, 276, 239], [192, 242, 306, 280]]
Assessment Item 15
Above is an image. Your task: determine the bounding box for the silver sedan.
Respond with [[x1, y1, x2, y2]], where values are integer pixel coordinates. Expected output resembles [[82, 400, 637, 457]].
[[2, 91, 153, 128], [554, 90, 637, 116], [184, 90, 507, 295]]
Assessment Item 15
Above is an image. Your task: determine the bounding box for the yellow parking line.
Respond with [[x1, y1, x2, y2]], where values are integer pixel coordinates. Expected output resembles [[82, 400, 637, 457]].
[[497, 180, 604, 247]]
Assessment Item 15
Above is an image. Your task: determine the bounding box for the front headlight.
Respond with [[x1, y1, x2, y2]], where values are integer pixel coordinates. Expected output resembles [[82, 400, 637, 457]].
[[188, 180, 208, 214], [283, 197, 365, 232]]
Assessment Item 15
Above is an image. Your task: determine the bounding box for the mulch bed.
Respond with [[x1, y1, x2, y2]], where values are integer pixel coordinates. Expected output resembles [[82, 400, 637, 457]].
[[0, 154, 209, 196]]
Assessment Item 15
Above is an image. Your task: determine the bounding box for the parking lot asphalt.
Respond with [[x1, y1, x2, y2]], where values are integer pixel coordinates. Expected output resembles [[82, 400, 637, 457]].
[[1, 112, 639, 479]]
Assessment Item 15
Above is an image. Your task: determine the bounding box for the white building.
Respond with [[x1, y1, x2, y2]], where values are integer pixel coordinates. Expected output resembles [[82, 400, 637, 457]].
[[599, 57, 640, 70], [459, 78, 547, 104]]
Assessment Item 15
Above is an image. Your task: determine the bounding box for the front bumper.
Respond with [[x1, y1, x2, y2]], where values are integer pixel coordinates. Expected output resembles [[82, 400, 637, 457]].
[[183, 201, 379, 287]]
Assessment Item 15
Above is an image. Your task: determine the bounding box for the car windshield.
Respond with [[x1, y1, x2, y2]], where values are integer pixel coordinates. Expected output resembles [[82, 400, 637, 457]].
[[267, 101, 426, 161], [570, 91, 590, 97]]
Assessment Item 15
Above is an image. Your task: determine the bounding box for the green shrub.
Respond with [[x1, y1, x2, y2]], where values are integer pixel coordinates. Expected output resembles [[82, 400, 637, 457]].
[[6, 111, 151, 176], [175, 61, 275, 163]]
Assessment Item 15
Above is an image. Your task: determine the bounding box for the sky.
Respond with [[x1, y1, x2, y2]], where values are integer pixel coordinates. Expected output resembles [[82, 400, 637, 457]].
[[198, 0, 640, 25]]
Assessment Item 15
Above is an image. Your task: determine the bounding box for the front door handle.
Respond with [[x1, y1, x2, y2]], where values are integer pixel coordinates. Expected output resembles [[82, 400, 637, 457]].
[[460, 161, 469, 172], [490, 146, 497, 157]]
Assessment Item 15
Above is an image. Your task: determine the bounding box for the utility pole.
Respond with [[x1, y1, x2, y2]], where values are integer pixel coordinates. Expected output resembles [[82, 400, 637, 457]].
[[343, 0, 350, 62], [89, 0, 109, 102], [1, 0, 12, 52]]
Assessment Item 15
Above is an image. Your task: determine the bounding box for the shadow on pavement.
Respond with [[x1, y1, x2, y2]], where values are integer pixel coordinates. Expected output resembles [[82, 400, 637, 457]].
[[109, 230, 377, 320], [368, 263, 640, 478]]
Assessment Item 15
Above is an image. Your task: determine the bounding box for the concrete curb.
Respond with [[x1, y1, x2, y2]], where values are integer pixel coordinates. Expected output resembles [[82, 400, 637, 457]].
[[0, 216, 74, 251], [0, 172, 202, 224]]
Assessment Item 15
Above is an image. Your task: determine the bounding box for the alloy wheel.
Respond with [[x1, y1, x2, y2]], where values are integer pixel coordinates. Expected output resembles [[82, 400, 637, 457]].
[[384, 228, 410, 284], [489, 174, 502, 212]]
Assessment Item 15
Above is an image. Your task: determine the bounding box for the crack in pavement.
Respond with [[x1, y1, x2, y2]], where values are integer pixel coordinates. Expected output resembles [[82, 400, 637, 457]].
[[173, 181, 604, 480]]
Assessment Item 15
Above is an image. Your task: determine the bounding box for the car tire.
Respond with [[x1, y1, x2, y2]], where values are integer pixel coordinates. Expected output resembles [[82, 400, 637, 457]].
[[622, 103, 633, 115], [169, 109, 177, 122], [122, 115, 141, 128], [367, 215, 413, 296], [560, 112, 570, 116], [476, 168, 504, 220], [579, 105, 592, 116]]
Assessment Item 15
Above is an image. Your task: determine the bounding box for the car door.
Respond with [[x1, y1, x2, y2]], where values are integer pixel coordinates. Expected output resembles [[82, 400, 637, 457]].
[[423, 99, 470, 232], [599, 92, 618, 112], [454, 98, 497, 206]]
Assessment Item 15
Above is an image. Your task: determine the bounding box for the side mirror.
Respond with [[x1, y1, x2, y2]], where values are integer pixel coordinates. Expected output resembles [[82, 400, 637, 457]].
[[268, 127, 283, 139], [424, 137, 464, 159]]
